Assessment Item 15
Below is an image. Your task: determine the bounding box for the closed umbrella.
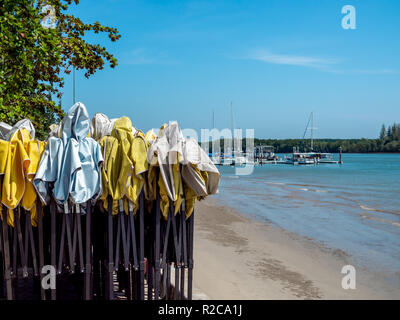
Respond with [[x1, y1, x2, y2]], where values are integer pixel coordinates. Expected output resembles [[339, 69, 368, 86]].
[[0, 119, 46, 298], [33, 102, 103, 299], [97, 116, 148, 299]]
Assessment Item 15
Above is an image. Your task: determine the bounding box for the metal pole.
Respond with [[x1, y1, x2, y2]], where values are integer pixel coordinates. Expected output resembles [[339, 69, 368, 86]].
[[73, 67, 76, 104], [231, 102, 234, 159], [65, 204, 74, 273], [170, 202, 180, 299], [147, 211, 154, 301], [50, 198, 56, 300], [120, 207, 129, 271], [187, 211, 194, 300], [107, 196, 114, 300], [180, 203, 187, 300], [212, 109, 215, 128], [75, 205, 84, 273], [84, 201, 92, 300], [161, 208, 171, 298], [311, 111, 314, 151], [128, 202, 139, 300], [2, 206, 13, 300], [37, 200, 46, 300], [57, 211, 66, 274], [139, 191, 145, 300], [15, 208, 28, 278], [154, 189, 161, 300]]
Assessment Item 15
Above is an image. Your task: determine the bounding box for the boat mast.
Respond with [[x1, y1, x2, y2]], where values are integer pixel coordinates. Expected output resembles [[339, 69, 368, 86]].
[[231, 102, 234, 157], [311, 111, 314, 151], [302, 111, 316, 152], [212, 109, 215, 128]]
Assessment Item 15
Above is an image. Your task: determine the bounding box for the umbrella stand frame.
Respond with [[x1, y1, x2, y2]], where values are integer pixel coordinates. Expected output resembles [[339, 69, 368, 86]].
[[0, 180, 198, 301]]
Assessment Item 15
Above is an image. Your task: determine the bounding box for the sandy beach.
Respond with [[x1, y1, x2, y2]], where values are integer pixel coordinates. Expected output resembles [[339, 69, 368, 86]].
[[192, 198, 399, 300]]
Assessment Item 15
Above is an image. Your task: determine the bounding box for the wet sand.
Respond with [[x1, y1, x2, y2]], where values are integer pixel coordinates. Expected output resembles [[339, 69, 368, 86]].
[[192, 198, 399, 300]]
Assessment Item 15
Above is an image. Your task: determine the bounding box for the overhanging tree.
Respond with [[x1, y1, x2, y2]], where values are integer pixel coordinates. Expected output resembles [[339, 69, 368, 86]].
[[0, 0, 121, 139]]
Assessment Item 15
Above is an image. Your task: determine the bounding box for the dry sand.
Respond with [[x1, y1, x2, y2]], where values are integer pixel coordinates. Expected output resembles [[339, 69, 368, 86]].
[[192, 198, 398, 300]]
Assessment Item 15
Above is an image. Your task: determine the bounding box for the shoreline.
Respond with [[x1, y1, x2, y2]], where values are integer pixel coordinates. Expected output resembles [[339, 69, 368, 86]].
[[192, 197, 399, 300]]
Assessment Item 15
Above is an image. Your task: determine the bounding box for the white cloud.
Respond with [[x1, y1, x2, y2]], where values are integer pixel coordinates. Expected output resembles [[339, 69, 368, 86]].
[[121, 48, 178, 66], [247, 49, 338, 69], [331, 68, 398, 75], [244, 49, 397, 74], [123, 48, 156, 65]]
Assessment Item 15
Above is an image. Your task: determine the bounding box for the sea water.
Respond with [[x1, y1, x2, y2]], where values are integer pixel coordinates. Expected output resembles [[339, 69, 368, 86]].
[[215, 154, 400, 288]]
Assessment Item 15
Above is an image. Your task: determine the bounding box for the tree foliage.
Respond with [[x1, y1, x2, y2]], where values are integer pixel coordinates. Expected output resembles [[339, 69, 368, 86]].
[[253, 124, 400, 153], [210, 123, 400, 153], [380, 124, 386, 140], [0, 0, 121, 139]]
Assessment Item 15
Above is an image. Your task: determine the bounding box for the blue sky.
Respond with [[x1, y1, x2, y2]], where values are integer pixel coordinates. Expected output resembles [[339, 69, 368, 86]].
[[61, 0, 400, 139]]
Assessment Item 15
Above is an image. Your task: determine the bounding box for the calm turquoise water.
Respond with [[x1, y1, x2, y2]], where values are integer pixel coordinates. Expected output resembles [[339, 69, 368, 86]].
[[215, 154, 400, 286]]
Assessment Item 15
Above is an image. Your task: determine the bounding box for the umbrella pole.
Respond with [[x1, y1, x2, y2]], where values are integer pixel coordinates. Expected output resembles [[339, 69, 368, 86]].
[[92, 206, 103, 299], [26, 211, 38, 277], [187, 211, 194, 300], [71, 208, 78, 272], [139, 190, 145, 300], [128, 201, 139, 299], [15, 208, 28, 278], [121, 212, 129, 271], [114, 207, 121, 273], [123, 212, 130, 299], [106, 196, 114, 300], [75, 205, 84, 274], [154, 190, 161, 300], [114, 208, 126, 296], [147, 208, 154, 300], [64, 204, 74, 273], [37, 201, 45, 300], [122, 213, 130, 298], [178, 207, 183, 300], [50, 198, 56, 300], [0, 216, 3, 298], [180, 202, 187, 300], [57, 211, 66, 274], [119, 201, 129, 271], [24, 210, 29, 273], [2, 206, 13, 300], [84, 201, 92, 300], [12, 213, 17, 285], [125, 263, 132, 300], [166, 262, 171, 299], [161, 206, 171, 299], [170, 202, 181, 300]]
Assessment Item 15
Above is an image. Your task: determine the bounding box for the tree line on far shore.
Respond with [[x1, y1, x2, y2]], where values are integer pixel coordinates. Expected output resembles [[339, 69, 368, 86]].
[[210, 123, 400, 153]]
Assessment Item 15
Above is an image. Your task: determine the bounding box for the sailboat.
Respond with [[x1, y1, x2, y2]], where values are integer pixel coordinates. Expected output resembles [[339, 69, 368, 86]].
[[286, 112, 341, 165]]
